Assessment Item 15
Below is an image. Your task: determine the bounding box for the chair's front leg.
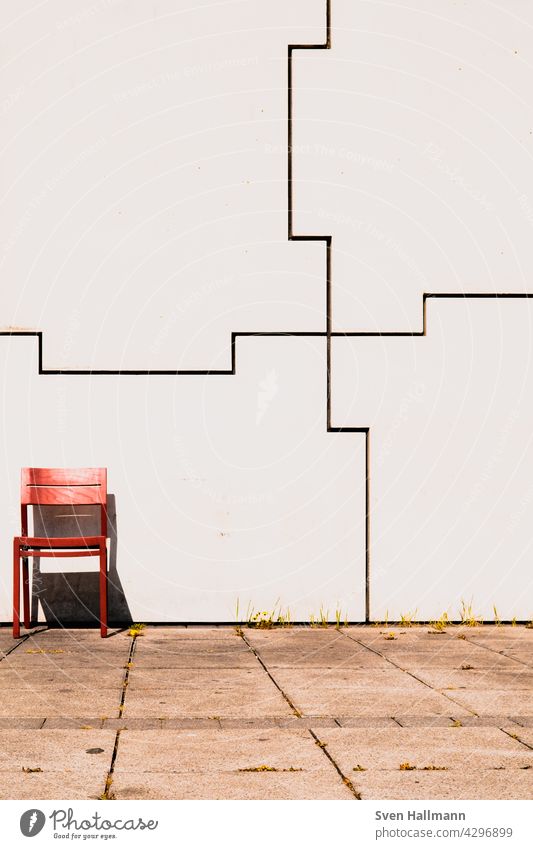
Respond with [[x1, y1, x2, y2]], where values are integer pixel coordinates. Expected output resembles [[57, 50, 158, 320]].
[[99, 543, 108, 638], [13, 539, 21, 639], [22, 557, 30, 630]]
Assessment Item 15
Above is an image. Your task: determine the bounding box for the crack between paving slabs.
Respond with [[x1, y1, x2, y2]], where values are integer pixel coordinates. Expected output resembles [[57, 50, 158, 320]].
[[100, 633, 138, 799], [499, 727, 533, 753], [461, 634, 533, 670], [239, 631, 361, 799], [458, 635, 533, 745], [340, 629, 479, 723]]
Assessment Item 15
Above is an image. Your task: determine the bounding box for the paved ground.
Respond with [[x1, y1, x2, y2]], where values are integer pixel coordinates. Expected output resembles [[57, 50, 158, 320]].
[[1, 624, 533, 799]]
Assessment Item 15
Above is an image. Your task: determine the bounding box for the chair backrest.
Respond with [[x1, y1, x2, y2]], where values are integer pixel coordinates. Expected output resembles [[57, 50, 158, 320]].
[[20, 468, 107, 536]]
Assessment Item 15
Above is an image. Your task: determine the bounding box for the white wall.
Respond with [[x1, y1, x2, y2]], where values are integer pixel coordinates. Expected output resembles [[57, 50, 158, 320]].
[[333, 297, 533, 621], [294, 0, 533, 329], [0, 335, 365, 622], [1, 1, 533, 622], [0, 0, 325, 369]]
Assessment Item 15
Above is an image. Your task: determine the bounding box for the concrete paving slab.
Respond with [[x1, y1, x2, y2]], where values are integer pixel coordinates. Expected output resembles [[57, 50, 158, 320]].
[[0, 630, 131, 669], [336, 717, 400, 728], [448, 691, 533, 715], [0, 687, 123, 718], [351, 632, 457, 648], [452, 716, 519, 728], [161, 718, 221, 729], [410, 669, 533, 691], [289, 690, 466, 718], [0, 667, 124, 688], [346, 626, 530, 642], [354, 629, 487, 641], [276, 716, 335, 728], [246, 633, 352, 647], [43, 718, 106, 729], [140, 627, 242, 641], [3, 648, 130, 669], [0, 729, 114, 799], [256, 649, 391, 669], [461, 627, 533, 640], [112, 769, 354, 800], [273, 668, 419, 690], [500, 652, 533, 667], [384, 652, 524, 671], [0, 729, 115, 769], [272, 668, 467, 716], [133, 646, 240, 663], [467, 640, 533, 652], [6, 631, 128, 653], [135, 636, 251, 652], [219, 718, 283, 729], [129, 649, 257, 669], [24, 628, 127, 640], [245, 628, 347, 645], [104, 719, 158, 729], [0, 771, 106, 800], [123, 668, 292, 717], [122, 687, 293, 719], [216, 717, 337, 729], [394, 716, 456, 727], [137, 647, 256, 663], [246, 633, 351, 648], [0, 718, 45, 729], [322, 727, 532, 773], [114, 728, 331, 773], [245, 635, 368, 660], [374, 640, 506, 657], [127, 667, 273, 692], [351, 769, 533, 800]]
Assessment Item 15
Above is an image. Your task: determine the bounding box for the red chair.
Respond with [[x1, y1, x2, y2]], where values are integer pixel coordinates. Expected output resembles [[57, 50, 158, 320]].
[[13, 468, 108, 639]]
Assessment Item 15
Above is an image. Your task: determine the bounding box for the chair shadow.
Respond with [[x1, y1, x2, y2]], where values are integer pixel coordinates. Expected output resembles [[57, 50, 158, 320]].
[[29, 494, 132, 627]]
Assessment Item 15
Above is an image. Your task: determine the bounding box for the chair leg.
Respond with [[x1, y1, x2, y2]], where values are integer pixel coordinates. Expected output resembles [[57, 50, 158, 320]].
[[13, 539, 20, 639], [99, 543, 108, 638], [22, 557, 30, 630]]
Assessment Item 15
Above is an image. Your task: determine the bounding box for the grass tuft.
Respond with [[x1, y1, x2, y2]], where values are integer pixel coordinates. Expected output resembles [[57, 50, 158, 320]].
[[238, 765, 302, 773], [428, 611, 451, 633], [399, 610, 417, 628], [459, 599, 483, 627]]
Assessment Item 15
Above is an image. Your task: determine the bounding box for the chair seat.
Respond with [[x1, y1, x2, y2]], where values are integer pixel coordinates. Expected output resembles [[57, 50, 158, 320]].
[[18, 535, 106, 548]]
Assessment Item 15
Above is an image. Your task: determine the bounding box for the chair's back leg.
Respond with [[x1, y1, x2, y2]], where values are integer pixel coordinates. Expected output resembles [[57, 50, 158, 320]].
[[22, 557, 30, 630], [13, 539, 21, 638], [99, 543, 107, 638]]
